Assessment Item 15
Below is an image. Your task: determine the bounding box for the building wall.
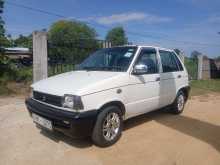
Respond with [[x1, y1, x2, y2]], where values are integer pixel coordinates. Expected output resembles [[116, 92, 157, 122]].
[[202, 57, 211, 79], [201, 57, 220, 79]]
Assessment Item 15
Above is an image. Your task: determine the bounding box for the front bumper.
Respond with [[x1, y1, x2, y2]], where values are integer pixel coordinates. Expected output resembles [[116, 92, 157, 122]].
[[25, 98, 97, 138]]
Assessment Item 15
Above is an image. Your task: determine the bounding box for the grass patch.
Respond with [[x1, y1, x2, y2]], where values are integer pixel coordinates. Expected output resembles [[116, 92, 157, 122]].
[[190, 79, 220, 96]]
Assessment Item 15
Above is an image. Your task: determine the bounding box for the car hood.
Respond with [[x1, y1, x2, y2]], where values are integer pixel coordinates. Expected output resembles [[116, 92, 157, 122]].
[[32, 71, 127, 96]]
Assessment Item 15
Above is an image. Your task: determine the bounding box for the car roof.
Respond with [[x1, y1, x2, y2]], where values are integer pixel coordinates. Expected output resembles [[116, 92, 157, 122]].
[[114, 45, 174, 52]]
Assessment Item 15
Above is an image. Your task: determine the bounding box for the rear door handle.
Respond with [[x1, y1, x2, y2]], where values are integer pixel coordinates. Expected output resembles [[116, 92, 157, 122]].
[[156, 77, 160, 81], [177, 75, 182, 78]]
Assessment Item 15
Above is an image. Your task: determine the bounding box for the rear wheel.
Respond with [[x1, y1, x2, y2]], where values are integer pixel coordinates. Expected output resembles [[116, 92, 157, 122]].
[[171, 91, 185, 114], [92, 106, 123, 147]]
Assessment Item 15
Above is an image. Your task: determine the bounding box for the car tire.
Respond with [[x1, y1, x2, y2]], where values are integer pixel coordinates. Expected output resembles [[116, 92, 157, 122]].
[[171, 91, 186, 114], [92, 105, 123, 147]]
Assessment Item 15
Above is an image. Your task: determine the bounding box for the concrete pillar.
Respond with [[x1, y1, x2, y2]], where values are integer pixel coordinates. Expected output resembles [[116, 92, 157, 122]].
[[33, 31, 48, 82], [102, 41, 111, 48], [202, 57, 211, 79], [102, 41, 106, 48], [197, 55, 203, 80]]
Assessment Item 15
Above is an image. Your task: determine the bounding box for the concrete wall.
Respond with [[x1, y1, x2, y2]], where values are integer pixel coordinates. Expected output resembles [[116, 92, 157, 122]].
[[199, 56, 220, 80], [202, 57, 211, 79]]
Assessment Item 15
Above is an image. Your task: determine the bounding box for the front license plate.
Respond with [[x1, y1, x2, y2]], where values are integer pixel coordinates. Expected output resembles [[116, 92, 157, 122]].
[[32, 113, 53, 131]]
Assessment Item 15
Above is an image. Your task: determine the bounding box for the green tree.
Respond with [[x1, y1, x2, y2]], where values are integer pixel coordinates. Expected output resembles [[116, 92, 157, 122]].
[[0, 0, 4, 37], [0, 0, 9, 55], [105, 27, 128, 46], [48, 20, 98, 64], [0, 0, 7, 48], [14, 34, 32, 49], [48, 20, 97, 44]]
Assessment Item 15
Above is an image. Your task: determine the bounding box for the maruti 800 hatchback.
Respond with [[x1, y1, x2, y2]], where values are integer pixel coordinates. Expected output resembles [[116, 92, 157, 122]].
[[26, 45, 190, 147]]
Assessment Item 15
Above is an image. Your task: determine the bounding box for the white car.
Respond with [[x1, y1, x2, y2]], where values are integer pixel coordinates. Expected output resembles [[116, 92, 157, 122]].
[[26, 45, 190, 147]]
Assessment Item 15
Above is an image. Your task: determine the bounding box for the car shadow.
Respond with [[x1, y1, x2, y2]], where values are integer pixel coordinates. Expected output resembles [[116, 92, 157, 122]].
[[124, 108, 168, 130], [124, 108, 220, 152], [39, 127, 93, 148], [38, 108, 220, 151]]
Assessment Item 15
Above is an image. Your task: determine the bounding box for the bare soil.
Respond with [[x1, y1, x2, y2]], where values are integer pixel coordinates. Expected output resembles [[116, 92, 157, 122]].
[[0, 93, 220, 165]]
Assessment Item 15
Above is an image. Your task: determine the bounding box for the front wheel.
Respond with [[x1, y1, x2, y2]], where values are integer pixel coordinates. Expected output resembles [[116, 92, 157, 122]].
[[171, 91, 186, 114], [92, 106, 123, 147]]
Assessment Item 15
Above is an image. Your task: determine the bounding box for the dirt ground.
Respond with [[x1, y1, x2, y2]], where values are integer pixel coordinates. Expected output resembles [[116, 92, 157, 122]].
[[0, 93, 220, 165]]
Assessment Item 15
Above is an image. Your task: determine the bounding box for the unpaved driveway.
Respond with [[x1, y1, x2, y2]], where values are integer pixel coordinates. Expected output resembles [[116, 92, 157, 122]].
[[0, 94, 220, 165]]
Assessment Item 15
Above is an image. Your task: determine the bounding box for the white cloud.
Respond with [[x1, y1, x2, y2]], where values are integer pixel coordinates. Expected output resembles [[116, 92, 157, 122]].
[[91, 12, 172, 25]]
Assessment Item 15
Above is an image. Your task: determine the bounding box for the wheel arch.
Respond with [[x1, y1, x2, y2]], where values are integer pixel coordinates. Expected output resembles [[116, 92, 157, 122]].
[[177, 86, 191, 101], [97, 100, 126, 117]]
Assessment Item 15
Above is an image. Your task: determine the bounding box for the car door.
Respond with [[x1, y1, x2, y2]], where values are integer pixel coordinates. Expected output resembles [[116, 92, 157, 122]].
[[125, 48, 161, 118], [158, 50, 184, 107]]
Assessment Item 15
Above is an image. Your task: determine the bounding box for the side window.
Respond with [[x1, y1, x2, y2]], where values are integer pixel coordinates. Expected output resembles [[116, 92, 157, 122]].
[[135, 48, 158, 74], [172, 52, 184, 71], [159, 50, 179, 73]]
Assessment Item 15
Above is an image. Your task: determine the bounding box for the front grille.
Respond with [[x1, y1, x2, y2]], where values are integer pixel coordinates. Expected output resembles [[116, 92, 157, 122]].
[[33, 91, 62, 107]]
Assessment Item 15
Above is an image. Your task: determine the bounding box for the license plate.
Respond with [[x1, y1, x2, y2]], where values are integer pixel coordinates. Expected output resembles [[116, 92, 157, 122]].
[[32, 113, 53, 131]]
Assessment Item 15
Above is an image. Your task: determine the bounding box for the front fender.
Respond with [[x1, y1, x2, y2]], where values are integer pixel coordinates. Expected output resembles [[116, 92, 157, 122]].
[[81, 88, 126, 112]]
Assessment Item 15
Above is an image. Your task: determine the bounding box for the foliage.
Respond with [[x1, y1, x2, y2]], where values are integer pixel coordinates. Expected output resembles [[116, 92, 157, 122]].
[[14, 34, 33, 49], [0, 0, 9, 48], [14, 67, 32, 82], [0, 0, 4, 37], [48, 20, 97, 43], [0, 53, 32, 83], [184, 57, 198, 80], [48, 20, 98, 64], [0, 53, 15, 77], [105, 27, 128, 46], [0, 0, 10, 47]]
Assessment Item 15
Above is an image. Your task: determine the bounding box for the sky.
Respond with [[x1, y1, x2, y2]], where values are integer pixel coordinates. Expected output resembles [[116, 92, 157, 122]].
[[2, 0, 220, 57]]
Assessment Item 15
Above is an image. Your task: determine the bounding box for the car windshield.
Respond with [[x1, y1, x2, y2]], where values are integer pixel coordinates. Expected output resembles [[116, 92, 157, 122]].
[[78, 46, 137, 72]]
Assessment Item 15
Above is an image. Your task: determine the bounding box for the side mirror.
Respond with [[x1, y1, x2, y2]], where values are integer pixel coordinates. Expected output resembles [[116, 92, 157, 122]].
[[132, 64, 148, 75]]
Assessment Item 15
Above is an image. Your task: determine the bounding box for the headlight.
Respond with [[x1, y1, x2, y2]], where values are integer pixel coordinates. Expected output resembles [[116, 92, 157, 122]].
[[62, 94, 84, 110]]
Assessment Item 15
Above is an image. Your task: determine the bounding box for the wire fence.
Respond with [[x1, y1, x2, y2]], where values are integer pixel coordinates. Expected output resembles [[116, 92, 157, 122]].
[[47, 40, 201, 79], [47, 39, 107, 76], [184, 57, 198, 80]]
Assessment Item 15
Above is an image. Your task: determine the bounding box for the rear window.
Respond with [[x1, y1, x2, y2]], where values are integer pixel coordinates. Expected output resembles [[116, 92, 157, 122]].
[[172, 52, 184, 71], [159, 50, 179, 72]]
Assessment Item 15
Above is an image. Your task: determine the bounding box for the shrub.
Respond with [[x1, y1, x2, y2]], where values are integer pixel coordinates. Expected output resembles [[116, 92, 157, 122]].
[[14, 67, 32, 82]]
